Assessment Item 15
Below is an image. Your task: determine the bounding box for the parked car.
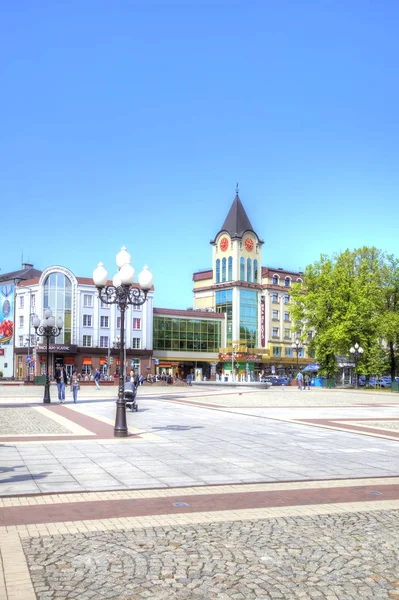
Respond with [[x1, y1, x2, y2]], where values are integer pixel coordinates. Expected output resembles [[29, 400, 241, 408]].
[[272, 377, 289, 386], [369, 377, 391, 388]]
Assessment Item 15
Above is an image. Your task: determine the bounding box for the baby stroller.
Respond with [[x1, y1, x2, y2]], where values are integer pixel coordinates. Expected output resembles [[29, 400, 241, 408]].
[[124, 379, 139, 412]]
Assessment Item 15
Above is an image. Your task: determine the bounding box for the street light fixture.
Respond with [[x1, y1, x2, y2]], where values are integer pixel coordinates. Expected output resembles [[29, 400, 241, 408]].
[[32, 309, 63, 403], [93, 247, 153, 438], [292, 340, 303, 370], [349, 342, 364, 388]]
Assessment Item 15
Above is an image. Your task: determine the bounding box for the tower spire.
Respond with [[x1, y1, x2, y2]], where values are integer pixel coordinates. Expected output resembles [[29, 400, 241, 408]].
[[235, 182, 239, 196]]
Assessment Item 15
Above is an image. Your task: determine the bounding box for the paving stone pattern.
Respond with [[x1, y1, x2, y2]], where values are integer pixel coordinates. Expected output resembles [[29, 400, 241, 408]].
[[342, 420, 399, 432], [22, 509, 399, 599], [0, 407, 70, 435]]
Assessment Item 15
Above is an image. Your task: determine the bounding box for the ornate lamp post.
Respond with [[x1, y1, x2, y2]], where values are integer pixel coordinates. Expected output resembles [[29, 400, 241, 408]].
[[32, 309, 63, 404], [292, 340, 303, 370], [93, 247, 153, 438], [350, 342, 363, 388]]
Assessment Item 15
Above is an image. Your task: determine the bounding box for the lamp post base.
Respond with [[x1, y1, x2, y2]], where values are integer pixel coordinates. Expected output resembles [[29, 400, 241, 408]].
[[114, 398, 128, 437], [43, 382, 51, 404]]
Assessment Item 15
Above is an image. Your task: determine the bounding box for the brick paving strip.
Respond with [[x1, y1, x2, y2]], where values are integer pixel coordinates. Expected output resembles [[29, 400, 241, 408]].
[[1, 478, 399, 527]]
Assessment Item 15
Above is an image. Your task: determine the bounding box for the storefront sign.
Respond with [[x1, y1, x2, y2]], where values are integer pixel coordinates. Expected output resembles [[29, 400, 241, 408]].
[[260, 296, 265, 347], [37, 344, 75, 352]]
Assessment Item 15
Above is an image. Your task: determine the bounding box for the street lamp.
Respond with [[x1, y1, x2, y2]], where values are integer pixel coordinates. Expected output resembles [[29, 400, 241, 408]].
[[32, 309, 63, 403], [292, 340, 303, 370], [349, 342, 364, 388], [93, 247, 153, 437]]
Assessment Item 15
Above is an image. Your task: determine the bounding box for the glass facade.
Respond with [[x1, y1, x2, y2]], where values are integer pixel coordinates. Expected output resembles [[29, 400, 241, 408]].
[[239, 290, 257, 347], [153, 316, 221, 352], [216, 289, 233, 343], [43, 272, 72, 344]]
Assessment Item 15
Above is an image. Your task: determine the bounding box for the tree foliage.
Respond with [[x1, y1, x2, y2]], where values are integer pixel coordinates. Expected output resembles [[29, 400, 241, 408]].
[[291, 247, 399, 377]]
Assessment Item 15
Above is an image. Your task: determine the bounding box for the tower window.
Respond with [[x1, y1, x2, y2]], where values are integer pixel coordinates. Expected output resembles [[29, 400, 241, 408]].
[[216, 259, 220, 283], [228, 257, 232, 281], [240, 257, 245, 281], [253, 259, 258, 283], [247, 258, 252, 282], [222, 258, 227, 282]]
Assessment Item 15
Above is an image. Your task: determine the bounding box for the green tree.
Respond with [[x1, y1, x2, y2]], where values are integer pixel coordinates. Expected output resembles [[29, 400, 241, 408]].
[[291, 247, 393, 378]]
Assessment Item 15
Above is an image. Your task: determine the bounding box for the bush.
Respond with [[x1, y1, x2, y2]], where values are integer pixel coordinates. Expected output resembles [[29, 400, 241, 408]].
[[0, 371, 3, 378]]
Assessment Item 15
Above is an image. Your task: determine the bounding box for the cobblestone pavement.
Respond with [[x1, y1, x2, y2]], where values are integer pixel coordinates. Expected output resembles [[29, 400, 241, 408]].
[[0, 407, 71, 435], [21, 509, 399, 600]]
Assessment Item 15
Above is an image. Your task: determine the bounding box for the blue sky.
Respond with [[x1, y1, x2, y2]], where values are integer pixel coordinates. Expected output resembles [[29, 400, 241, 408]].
[[1, 0, 399, 309]]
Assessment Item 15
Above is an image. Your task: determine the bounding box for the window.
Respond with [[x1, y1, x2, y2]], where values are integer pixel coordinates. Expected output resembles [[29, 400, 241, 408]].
[[153, 316, 222, 352], [284, 312, 290, 321], [100, 316, 109, 328], [285, 347, 293, 357], [19, 316, 24, 327], [272, 275, 279, 285], [133, 318, 141, 330], [296, 278, 303, 283], [247, 258, 251, 282], [81, 365, 91, 376], [43, 272, 72, 345], [285, 277, 291, 287], [31, 295, 36, 311], [284, 329, 291, 339], [272, 327, 279, 338], [240, 257, 245, 281], [253, 259, 258, 283], [19, 335, 24, 346], [239, 290, 258, 347], [298, 348, 305, 358], [132, 337, 141, 349], [100, 336, 109, 348], [308, 331, 313, 340], [19, 296, 24, 309], [228, 257, 233, 281], [83, 315, 92, 327], [83, 294, 93, 307], [216, 259, 220, 283], [272, 346, 282, 357], [272, 293, 278, 303], [272, 310, 279, 320], [215, 289, 233, 344], [83, 335, 92, 347], [100, 301, 110, 309], [284, 295, 290, 304], [222, 258, 227, 282]]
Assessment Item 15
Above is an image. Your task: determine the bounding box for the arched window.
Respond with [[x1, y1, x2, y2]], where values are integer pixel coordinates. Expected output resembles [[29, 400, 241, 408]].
[[272, 275, 279, 285], [296, 277, 303, 283], [43, 272, 72, 344], [228, 257, 233, 281], [253, 260, 258, 283], [247, 258, 252, 282], [222, 258, 227, 282], [285, 277, 291, 287], [215, 259, 220, 283], [240, 257, 245, 281]]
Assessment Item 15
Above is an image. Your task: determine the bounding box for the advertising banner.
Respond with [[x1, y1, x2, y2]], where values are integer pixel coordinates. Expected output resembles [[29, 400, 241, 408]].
[[0, 284, 14, 378], [260, 296, 265, 347]]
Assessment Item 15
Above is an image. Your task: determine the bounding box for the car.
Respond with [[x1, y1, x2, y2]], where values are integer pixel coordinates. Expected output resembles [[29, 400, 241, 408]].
[[272, 377, 289, 386], [369, 377, 391, 388]]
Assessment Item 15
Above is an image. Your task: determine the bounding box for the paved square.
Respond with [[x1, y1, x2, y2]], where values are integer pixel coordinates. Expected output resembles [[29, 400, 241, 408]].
[[0, 383, 398, 599]]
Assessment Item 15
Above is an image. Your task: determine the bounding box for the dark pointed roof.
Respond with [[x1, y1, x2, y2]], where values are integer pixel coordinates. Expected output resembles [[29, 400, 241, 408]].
[[221, 193, 255, 238]]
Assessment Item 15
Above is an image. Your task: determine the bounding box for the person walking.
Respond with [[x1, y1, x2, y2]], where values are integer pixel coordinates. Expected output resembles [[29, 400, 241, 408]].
[[56, 365, 68, 403], [304, 374, 311, 390], [297, 371, 303, 391], [94, 368, 101, 390], [71, 370, 80, 403]]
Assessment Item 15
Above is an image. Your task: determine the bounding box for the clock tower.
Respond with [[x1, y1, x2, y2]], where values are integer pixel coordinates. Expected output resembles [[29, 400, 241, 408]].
[[193, 186, 264, 377]]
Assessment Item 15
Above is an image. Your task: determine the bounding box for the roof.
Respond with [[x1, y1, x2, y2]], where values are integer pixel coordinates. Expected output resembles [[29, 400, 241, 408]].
[[0, 266, 42, 285], [193, 269, 213, 281], [154, 307, 225, 319], [218, 194, 255, 240], [262, 266, 304, 278]]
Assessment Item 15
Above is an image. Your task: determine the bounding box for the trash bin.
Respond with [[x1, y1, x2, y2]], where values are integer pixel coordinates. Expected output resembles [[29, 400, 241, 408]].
[[322, 379, 336, 388], [392, 382, 399, 393], [224, 376, 228, 382], [313, 378, 323, 387], [34, 375, 46, 385]]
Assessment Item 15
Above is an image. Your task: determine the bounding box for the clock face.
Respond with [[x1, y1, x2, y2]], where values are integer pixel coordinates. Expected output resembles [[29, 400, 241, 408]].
[[220, 237, 229, 252], [244, 237, 254, 252]]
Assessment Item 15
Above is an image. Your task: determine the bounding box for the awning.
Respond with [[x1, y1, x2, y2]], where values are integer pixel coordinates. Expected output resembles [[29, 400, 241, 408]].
[[100, 357, 107, 365], [116, 359, 120, 366], [82, 357, 91, 365], [65, 357, 74, 365], [40, 356, 46, 363]]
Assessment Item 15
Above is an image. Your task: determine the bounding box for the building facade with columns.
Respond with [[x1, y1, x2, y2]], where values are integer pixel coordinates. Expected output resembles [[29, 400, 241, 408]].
[[14, 265, 153, 381], [192, 189, 313, 379]]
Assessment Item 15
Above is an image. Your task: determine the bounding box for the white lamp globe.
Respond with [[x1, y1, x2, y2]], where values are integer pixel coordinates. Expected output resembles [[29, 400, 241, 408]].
[[93, 262, 108, 287], [44, 308, 52, 319], [350, 347, 355, 354], [40, 318, 48, 328], [116, 246, 131, 269], [113, 272, 122, 288], [47, 316, 55, 327], [32, 316, 40, 329], [56, 317, 63, 329], [138, 265, 153, 290], [119, 263, 135, 285]]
